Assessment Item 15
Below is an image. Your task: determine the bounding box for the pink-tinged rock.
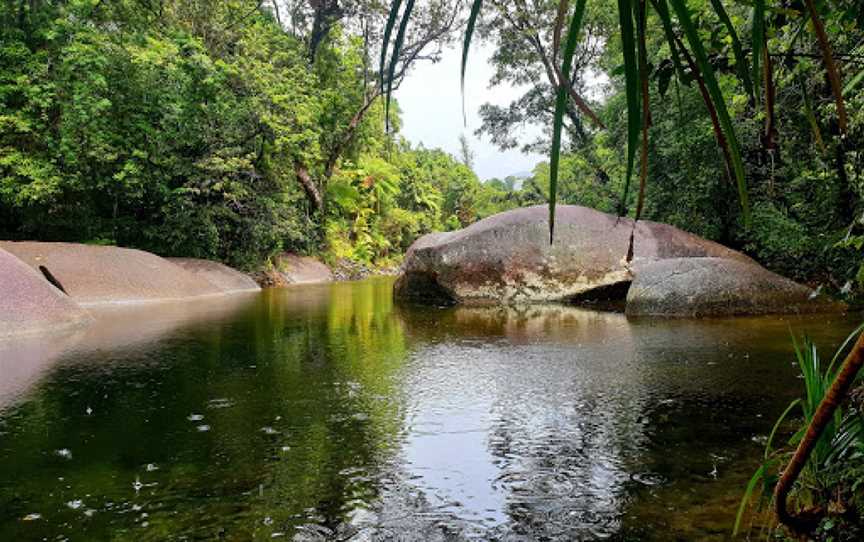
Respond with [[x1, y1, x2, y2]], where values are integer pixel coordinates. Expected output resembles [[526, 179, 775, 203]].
[[395, 205, 753, 305], [276, 254, 334, 284], [625, 258, 845, 317], [0, 241, 221, 306], [169, 258, 260, 294], [0, 247, 93, 338]]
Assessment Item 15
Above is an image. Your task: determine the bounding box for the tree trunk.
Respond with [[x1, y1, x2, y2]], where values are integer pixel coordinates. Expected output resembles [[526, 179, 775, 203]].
[[774, 330, 864, 534], [294, 161, 323, 211]]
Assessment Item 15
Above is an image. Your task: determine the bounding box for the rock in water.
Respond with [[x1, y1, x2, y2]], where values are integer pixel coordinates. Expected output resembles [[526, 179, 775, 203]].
[[169, 258, 260, 294], [0, 241, 221, 306], [395, 205, 751, 305], [625, 258, 843, 317], [275, 254, 334, 284], [0, 248, 93, 337]]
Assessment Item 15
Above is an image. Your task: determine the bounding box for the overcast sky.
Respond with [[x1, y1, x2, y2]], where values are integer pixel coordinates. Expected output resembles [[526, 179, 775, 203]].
[[396, 45, 544, 180]]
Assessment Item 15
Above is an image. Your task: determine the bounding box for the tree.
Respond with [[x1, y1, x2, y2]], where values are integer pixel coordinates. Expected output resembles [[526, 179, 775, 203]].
[[278, 0, 462, 212]]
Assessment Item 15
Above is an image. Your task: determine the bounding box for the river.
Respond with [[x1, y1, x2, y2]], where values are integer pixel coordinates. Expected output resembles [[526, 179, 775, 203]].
[[0, 277, 859, 540]]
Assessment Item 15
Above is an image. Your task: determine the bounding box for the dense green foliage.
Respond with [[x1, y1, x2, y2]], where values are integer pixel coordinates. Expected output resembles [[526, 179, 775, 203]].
[[3, 0, 863, 298], [473, 0, 864, 299], [0, 0, 490, 269]]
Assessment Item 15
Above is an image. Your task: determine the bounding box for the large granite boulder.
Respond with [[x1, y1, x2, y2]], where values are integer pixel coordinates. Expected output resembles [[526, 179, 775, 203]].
[[276, 254, 334, 284], [0, 247, 93, 337], [625, 258, 843, 317], [395, 205, 752, 305], [0, 241, 222, 306], [169, 258, 260, 294]]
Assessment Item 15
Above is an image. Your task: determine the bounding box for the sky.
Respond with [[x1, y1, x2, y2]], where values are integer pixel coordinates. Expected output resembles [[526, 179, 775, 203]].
[[396, 45, 544, 180]]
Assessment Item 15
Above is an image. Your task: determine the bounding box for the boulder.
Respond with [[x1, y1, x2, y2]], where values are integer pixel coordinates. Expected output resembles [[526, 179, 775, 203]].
[[276, 254, 334, 284], [169, 258, 260, 294], [625, 258, 843, 317], [0, 241, 222, 306], [0, 247, 93, 338], [395, 205, 752, 305]]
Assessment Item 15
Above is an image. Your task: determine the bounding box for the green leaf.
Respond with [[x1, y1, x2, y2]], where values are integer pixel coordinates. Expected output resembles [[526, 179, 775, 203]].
[[461, 0, 484, 125], [380, 0, 404, 93], [652, 0, 687, 82], [709, 0, 753, 101], [752, 0, 765, 106], [617, 0, 639, 216], [733, 462, 768, 536], [669, 0, 750, 226], [385, 0, 416, 132], [549, 0, 589, 243]]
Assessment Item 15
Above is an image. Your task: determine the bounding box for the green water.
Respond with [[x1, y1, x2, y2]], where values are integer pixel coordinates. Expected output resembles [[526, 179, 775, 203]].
[[0, 277, 859, 541]]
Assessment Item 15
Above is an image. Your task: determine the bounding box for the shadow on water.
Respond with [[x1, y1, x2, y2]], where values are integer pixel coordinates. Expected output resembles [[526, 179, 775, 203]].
[[0, 277, 859, 540]]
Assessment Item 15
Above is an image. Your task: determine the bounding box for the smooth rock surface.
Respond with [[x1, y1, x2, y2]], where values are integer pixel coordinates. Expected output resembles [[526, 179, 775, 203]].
[[0, 241, 221, 306], [625, 258, 843, 317], [169, 258, 260, 294], [276, 254, 334, 284], [0, 247, 93, 338], [395, 205, 753, 305]]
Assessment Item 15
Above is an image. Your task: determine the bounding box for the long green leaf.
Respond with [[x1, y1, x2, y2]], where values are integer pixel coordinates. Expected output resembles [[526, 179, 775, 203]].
[[634, 0, 650, 221], [461, 0, 484, 125], [709, 0, 753, 101], [549, 0, 589, 243], [751, 0, 765, 106], [653, 0, 686, 81], [844, 68, 864, 96], [766, 399, 802, 461], [799, 75, 826, 154], [380, 0, 404, 93], [385, 0, 416, 132], [669, 0, 750, 225], [617, 0, 639, 216], [733, 462, 768, 536]]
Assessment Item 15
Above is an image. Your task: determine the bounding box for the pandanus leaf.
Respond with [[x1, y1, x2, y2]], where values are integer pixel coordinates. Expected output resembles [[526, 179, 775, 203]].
[[380, 0, 403, 93], [709, 0, 753, 101], [669, 0, 750, 226], [634, 0, 650, 222], [549, 0, 589, 243], [385, 0, 416, 133], [617, 0, 640, 217], [751, 0, 765, 106], [461, 0, 484, 125], [652, 0, 686, 82]]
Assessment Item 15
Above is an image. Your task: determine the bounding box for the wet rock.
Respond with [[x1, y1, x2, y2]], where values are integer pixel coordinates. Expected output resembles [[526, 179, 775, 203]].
[[275, 253, 334, 284], [0, 241, 221, 306], [395, 205, 751, 305], [625, 257, 845, 317], [0, 247, 93, 337], [169, 258, 260, 294]]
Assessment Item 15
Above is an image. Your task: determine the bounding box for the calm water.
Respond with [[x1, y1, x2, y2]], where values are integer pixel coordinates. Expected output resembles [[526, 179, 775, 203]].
[[0, 277, 859, 541]]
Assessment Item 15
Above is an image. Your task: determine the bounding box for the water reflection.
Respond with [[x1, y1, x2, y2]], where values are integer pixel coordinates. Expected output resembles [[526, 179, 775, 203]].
[[0, 280, 859, 541]]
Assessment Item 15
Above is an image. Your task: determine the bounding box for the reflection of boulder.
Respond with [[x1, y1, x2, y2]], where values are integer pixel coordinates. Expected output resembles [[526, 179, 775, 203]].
[[169, 258, 260, 294], [0, 247, 92, 338], [395, 205, 750, 305], [0, 241, 221, 306], [0, 293, 257, 410], [626, 258, 844, 317]]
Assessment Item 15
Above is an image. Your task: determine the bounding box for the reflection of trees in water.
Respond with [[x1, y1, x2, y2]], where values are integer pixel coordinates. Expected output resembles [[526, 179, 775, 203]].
[[0, 279, 411, 540]]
